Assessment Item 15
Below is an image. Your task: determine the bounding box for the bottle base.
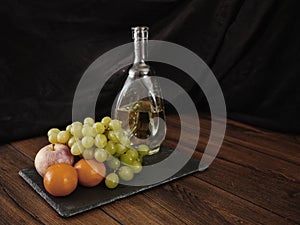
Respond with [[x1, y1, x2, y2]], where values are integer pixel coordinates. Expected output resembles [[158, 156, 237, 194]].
[[148, 146, 160, 155]]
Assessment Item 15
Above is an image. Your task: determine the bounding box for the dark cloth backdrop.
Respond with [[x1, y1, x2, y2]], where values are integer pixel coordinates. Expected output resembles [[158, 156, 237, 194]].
[[1, 0, 300, 142]]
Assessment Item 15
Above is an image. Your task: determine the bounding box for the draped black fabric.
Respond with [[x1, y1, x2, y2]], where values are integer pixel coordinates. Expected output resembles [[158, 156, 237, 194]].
[[1, 0, 299, 142]]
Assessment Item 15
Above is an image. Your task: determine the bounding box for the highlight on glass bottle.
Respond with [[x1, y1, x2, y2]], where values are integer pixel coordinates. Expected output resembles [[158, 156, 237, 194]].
[[113, 26, 166, 155]]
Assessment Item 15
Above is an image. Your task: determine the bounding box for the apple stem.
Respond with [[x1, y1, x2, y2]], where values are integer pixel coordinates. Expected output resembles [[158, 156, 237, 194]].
[[51, 144, 55, 151]]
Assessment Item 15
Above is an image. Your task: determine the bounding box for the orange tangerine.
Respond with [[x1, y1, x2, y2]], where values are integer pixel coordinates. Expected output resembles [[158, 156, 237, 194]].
[[74, 159, 106, 187], [43, 163, 78, 197]]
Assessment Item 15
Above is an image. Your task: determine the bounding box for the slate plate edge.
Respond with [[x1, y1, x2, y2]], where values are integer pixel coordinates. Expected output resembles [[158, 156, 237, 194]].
[[19, 166, 201, 217]]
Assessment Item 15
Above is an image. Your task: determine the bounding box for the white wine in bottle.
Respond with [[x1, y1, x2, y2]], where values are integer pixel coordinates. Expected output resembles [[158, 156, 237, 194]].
[[114, 27, 166, 155]]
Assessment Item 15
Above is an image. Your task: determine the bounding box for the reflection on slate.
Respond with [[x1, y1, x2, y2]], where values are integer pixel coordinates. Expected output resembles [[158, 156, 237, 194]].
[[19, 146, 201, 217]]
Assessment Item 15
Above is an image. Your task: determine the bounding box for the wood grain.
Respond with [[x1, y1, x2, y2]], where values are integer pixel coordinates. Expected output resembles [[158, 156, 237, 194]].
[[11, 136, 48, 160], [9, 137, 200, 224], [102, 193, 187, 225], [200, 113, 300, 165], [0, 145, 119, 225], [195, 158, 300, 224], [144, 176, 296, 225], [165, 114, 300, 224], [3, 113, 300, 224], [167, 115, 300, 182]]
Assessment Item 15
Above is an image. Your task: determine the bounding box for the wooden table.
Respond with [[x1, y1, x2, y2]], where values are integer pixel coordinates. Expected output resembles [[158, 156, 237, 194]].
[[1, 114, 299, 224]]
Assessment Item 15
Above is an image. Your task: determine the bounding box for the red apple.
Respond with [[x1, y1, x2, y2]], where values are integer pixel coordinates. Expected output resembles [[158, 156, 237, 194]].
[[34, 144, 74, 177]]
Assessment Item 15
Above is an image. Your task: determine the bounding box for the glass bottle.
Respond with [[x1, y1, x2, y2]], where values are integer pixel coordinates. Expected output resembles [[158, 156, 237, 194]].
[[113, 26, 166, 155]]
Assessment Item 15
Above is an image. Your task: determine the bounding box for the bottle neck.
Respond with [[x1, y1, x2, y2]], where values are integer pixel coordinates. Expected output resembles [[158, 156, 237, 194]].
[[132, 26, 149, 65], [134, 39, 147, 64]]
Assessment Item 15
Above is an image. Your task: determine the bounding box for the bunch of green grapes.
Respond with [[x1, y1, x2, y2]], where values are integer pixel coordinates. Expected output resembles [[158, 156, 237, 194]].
[[47, 116, 149, 189]]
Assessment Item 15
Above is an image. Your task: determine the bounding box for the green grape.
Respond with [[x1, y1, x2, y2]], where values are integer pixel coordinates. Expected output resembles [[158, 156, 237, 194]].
[[82, 125, 96, 137], [93, 122, 105, 134], [108, 157, 121, 170], [94, 148, 107, 162], [113, 130, 123, 140], [107, 131, 119, 143], [72, 121, 83, 127], [47, 128, 60, 137], [101, 116, 111, 128], [136, 156, 143, 163], [71, 142, 84, 155], [48, 133, 58, 144], [82, 148, 95, 160], [95, 134, 107, 148], [92, 127, 97, 135], [105, 173, 119, 189], [131, 161, 142, 174], [119, 135, 130, 147], [126, 148, 139, 160], [106, 141, 116, 155], [106, 152, 114, 161], [84, 117, 95, 126], [120, 153, 134, 165], [66, 125, 72, 133], [114, 153, 121, 158], [116, 143, 127, 155], [138, 144, 150, 156], [118, 166, 134, 181], [67, 136, 77, 148], [57, 130, 70, 144], [108, 119, 121, 130], [70, 123, 83, 138], [82, 136, 94, 148]]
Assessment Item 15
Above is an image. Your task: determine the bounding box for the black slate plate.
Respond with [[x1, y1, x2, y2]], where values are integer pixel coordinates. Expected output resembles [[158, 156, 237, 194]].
[[19, 146, 201, 217]]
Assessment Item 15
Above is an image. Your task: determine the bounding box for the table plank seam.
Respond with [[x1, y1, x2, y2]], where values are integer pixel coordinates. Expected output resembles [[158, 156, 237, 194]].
[[8, 143, 34, 161], [197, 128, 300, 167], [142, 192, 194, 225], [200, 113, 299, 139], [99, 208, 124, 225], [168, 124, 298, 170], [223, 138, 300, 166], [191, 175, 299, 225], [1, 185, 46, 225], [165, 135, 300, 185], [213, 153, 300, 184]]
